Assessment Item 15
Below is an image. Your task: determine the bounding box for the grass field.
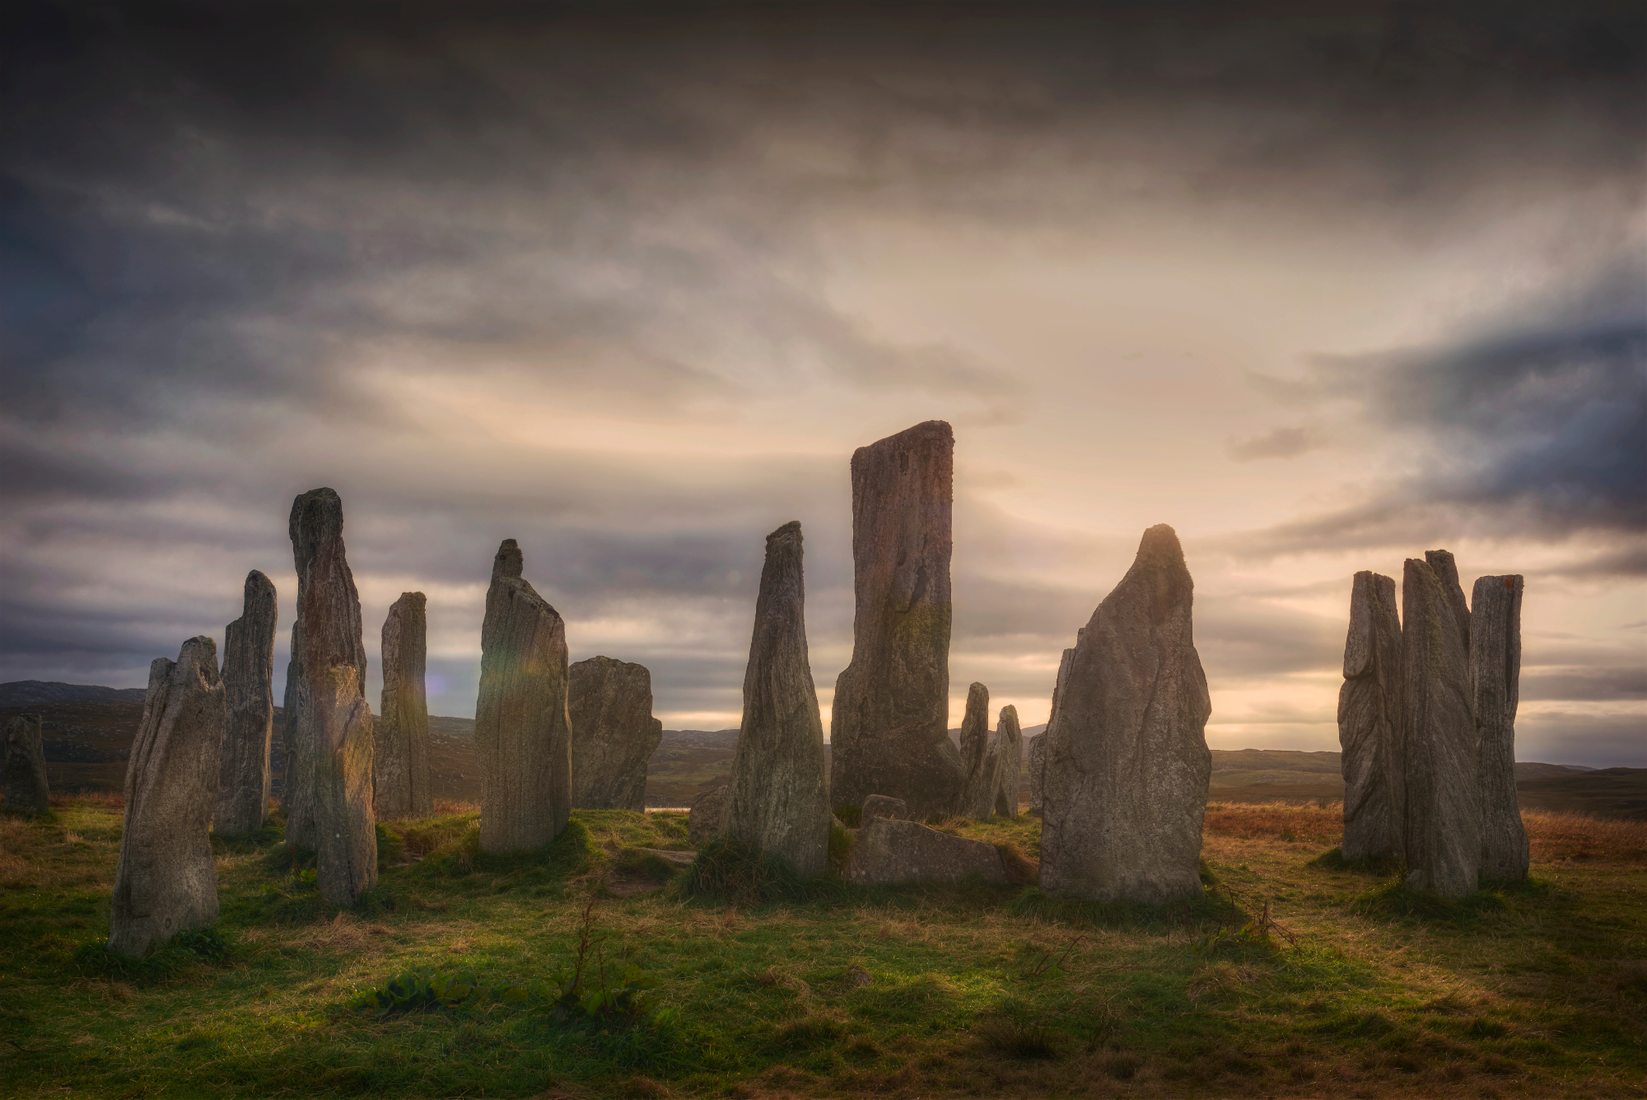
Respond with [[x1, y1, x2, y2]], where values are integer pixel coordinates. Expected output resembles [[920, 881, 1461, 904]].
[[2, 798, 1644, 1097]]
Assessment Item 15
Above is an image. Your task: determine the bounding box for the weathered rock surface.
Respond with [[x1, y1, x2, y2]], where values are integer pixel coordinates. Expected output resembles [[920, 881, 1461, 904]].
[[475, 539, 572, 853], [376, 592, 432, 820], [214, 571, 277, 837], [830, 420, 963, 818], [312, 664, 378, 905], [846, 816, 1011, 886], [110, 638, 225, 956], [1337, 571, 1404, 863], [1401, 555, 1480, 898], [1426, 549, 1472, 646], [1040, 525, 1212, 903], [861, 794, 908, 823], [688, 784, 729, 847], [1027, 734, 1046, 816], [723, 522, 832, 876], [282, 488, 368, 851], [1472, 574, 1529, 884], [992, 706, 1022, 818], [955, 682, 994, 818], [1, 715, 50, 815], [570, 656, 663, 811]]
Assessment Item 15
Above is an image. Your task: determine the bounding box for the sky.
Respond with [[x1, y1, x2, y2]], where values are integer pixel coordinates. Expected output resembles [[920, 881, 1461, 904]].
[[3, 1, 1644, 766]]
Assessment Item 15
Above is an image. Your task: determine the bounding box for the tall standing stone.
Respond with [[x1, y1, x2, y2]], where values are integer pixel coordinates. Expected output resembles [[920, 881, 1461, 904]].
[[376, 592, 432, 819], [1336, 571, 1404, 862], [1401, 555, 1479, 898], [570, 656, 663, 811], [1, 715, 50, 816], [1027, 733, 1047, 816], [1426, 549, 1471, 645], [724, 522, 831, 876], [1472, 574, 1528, 884], [955, 682, 994, 819], [830, 420, 962, 818], [214, 571, 278, 837], [992, 705, 1022, 818], [1040, 525, 1212, 903], [281, 488, 367, 852], [475, 539, 572, 853], [312, 663, 378, 905], [110, 637, 225, 956]]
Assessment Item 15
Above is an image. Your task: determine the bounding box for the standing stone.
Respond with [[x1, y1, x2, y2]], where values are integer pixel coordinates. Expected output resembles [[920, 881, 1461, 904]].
[[1337, 571, 1404, 863], [109, 637, 225, 956], [830, 420, 963, 819], [1401, 555, 1479, 898], [1, 715, 50, 816], [992, 706, 1022, 818], [1472, 574, 1529, 884], [1027, 734, 1047, 816], [570, 656, 663, 811], [281, 488, 367, 851], [214, 571, 278, 837], [688, 783, 729, 847], [1426, 549, 1471, 646], [312, 664, 378, 905], [375, 592, 432, 819], [723, 522, 831, 876], [955, 682, 994, 818], [475, 539, 572, 853], [1040, 525, 1212, 903]]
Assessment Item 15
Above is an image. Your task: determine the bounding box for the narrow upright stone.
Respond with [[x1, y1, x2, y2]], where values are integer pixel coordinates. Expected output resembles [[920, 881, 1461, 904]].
[[955, 682, 994, 819], [724, 522, 831, 876], [375, 592, 432, 819], [570, 656, 663, 811], [1, 715, 50, 815], [475, 539, 572, 853], [1027, 734, 1047, 816], [110, 637, 225, 956], [1040, 525, 1212, 903], [830, 420, 962, 818], [1401, 556, 1479, 898], [281, 488, 367, 851], [1336, 571, 1403, 863], [1472, 574, 1529, 884], [992, 705, 1022, 818], [214, 571, 278, 837], [312, 663, 378, 905], [1426, 549, 1471, 646]]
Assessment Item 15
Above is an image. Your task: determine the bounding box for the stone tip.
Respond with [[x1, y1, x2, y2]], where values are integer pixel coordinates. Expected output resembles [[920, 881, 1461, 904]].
[[396, 591, 427, 608], [1137, 523, 1184, 561], [243, 570, 276, 601], [998, 704, 1018, 722], [767, 520, 803, 545], [493, 539, 524, 580], [288, 487, 345, 547]]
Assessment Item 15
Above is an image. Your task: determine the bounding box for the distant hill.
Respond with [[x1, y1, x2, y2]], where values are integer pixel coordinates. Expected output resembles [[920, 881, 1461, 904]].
[[3, 684, 1640, 818]]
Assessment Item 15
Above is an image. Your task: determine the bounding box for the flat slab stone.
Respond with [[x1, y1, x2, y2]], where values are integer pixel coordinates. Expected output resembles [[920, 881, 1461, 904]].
[[845, 816, 1011, 886]]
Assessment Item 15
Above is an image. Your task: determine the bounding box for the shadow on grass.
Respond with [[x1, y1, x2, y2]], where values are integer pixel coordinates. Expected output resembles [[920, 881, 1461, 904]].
[[1310, 846, 1403, 876], [1007, 864, 1247, 934], [1349, 878, 1556, 926], [72, 926, 232, 984]]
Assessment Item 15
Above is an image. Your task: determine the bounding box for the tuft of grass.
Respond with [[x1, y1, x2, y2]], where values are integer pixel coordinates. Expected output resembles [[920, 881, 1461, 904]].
[[974, 1015, 1061, 1060], [72, 927, 231, 984], [680, 838, 808, 906]]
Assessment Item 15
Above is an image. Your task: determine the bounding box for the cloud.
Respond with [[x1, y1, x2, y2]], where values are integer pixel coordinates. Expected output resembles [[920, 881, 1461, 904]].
[[1227, 425, 1328, 462]]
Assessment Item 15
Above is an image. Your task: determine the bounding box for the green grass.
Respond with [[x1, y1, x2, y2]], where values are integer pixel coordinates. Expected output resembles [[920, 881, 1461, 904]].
[[0, 801, 1643, 1096]]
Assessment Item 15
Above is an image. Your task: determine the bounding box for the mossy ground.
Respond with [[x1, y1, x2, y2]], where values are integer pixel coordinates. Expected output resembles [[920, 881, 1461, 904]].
[[1, 798, 1643, 1097]]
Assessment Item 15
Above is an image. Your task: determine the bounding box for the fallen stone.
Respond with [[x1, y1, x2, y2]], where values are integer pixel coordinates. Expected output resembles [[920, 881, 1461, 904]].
[[110, 637, 225, 956], [1472, 574, 1528, 884], [1337, 571, 1404, 863], [688, 783, 729, 847], [1040, 525, 1212, 904], [992, 705, 1022, 818], [375, 591, 433, 820], [570, 656, 663, 811], [214, 570, 278, 837], [1, 715, 50, 816], [845, 816, 1011, 886], [830, 420, 964, 818], [860, 794, 908, 823], [955, 682, 994, 818]]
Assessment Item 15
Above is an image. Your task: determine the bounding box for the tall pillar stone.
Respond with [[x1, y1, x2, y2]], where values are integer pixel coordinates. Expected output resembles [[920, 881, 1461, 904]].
[[1040, 525, 1212, 903], [955, 682, 994, 819], [214, 571, 278, 837], [475, 539, 572, 853], [830, 420, 962, 818], [570, 656, 663, 811], [1401, 555, 1479, 898], [724, 522, 831, 876], [992, 705, 1022, 818], [1336, 571, 1404, 862], [376, 592, 432, 819], [281, 488, 367, 852], [1472, 574, 1528, 884], [1, 715, 50, 816], [1027, 733, 1047, 816], [110, 637, 225, 956]]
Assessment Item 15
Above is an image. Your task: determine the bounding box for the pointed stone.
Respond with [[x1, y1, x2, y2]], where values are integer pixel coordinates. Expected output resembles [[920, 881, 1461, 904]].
[[830, 420, 963, 818], [1040, 525, 1212, 903], [1, 715, 50, 816], [1472, 574, 1529, 884], [570, 656, 663, 811], [1337, 571, 1404, 862], [955, 682, 994, 818], [475, 539, 572, 853], [214, 571, 278, 837], [992, 705, 1022, 818], [110, 638, 225, 956], [281, 488, 368, 851], [1027, 733, 1047, 816], [1426, 549, 1471, 646], [724, 522, 831, 876], [1401, 557, 1479, 898], [375, 592, 432, 819]]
